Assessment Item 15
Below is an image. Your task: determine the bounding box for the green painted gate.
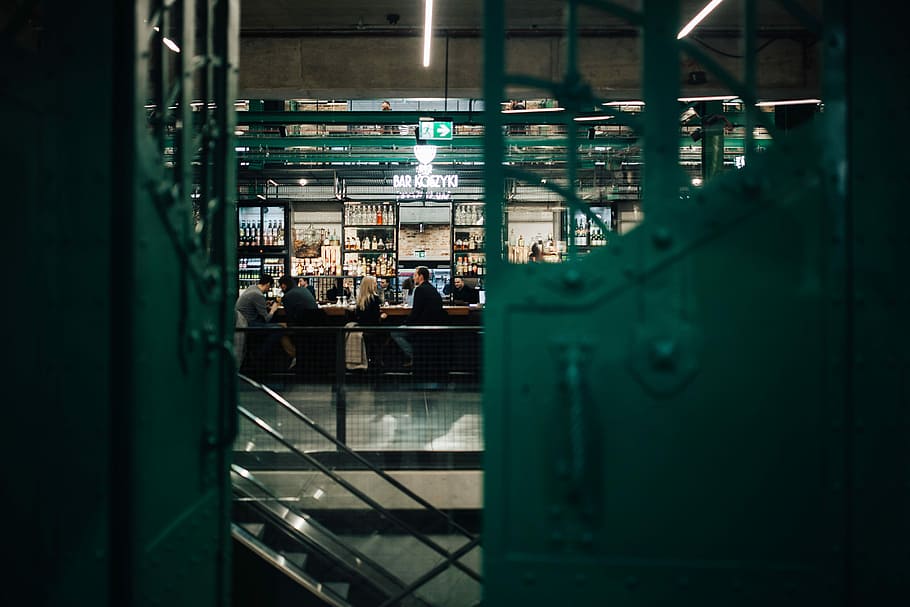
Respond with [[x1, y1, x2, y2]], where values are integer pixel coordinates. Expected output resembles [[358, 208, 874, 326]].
[[482, 1, 908, 605], [5, 2, 238, 605]]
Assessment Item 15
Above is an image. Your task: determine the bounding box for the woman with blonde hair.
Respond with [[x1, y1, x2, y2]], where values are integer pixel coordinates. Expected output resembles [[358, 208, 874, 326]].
[[355, 275, 383, 325]]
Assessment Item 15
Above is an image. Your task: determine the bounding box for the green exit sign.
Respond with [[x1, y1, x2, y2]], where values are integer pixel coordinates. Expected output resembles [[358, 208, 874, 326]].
[[419, 120, 453, 141]]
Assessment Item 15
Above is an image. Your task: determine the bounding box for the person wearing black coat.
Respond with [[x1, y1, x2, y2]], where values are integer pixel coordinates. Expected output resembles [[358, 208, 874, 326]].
[[354, 275, 384, 325], [405, 266, 445, 325], [279, 275, 318, 324], [401, 266, 447, 377]]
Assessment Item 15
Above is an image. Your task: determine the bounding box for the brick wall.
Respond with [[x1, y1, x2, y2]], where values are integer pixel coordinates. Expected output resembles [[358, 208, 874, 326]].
[[399, 225, 451, 258]]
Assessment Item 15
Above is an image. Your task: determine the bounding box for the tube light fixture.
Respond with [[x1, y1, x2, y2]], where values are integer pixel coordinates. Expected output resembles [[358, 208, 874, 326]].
[[502, 107, 566, 114], [267, 178, 278, 186], [602, 101, 645, 106], [422, 0, 433, 67], [678, 95, 737, 102], [152, 25, 181, 53], [677, 0, 725, 39], [574, 115, 615, 122], [755, 98, 822, 107]]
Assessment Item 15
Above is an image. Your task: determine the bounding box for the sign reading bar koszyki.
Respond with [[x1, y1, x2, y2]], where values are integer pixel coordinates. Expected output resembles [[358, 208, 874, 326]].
[[393, 173, 459, 188]]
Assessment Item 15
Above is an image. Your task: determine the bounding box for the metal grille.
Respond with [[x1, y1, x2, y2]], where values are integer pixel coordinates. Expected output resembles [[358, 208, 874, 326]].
[[235, 325, 483, 453]]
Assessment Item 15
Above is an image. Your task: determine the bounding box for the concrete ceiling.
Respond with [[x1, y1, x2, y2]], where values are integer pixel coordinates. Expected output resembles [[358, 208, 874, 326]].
[[240, 1, 820, 34]]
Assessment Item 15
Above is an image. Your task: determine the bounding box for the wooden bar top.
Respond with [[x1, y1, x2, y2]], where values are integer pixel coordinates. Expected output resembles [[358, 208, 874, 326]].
[[318, 304, 480, 316]]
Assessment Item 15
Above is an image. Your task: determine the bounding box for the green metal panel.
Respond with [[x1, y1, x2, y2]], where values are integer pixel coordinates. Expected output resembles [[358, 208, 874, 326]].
[[6, 1, 238, 605], [482, 1, 908, 605]]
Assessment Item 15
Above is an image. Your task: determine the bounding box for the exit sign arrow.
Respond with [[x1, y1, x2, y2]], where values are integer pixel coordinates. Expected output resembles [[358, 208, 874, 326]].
[[419, 120, 454, 141]]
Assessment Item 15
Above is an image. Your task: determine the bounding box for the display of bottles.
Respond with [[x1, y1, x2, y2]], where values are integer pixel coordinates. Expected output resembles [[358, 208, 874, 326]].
[[589, 225, 608, 246], [575, 218, 588, 247], [341, 253, 396, 277], [239, 220, 262, 246], [455, 204, 485, 226], [239, 216, 286, 247], [345, 203, 395, 226], [455, 253, 485, 277]]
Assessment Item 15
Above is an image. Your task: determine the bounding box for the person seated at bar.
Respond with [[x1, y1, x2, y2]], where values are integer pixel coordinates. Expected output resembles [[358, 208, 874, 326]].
[[278, 274, 317, 324], [354, 275, 384, 325], [297, 275, 317, 299], [447, 277, 480, 305], [401, 266, 446, 375], [400, 276, 415, 306], [379, 277, 393, 304], [325, 277, 352, 303], [235, 274, 295, 370]]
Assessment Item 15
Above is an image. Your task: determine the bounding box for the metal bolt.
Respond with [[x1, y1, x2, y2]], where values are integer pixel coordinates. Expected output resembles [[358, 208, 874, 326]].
[[563, 269, 582, 287], [650, 339, 677, 371], [652, 227, 672, 250]]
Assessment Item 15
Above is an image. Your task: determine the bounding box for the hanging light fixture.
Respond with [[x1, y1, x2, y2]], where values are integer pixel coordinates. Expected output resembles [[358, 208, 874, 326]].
[[677, 0, 725, 39], [423, 0, 434, 67]]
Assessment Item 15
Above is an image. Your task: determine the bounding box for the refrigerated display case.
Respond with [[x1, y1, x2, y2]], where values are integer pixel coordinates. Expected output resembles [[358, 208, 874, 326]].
[[237, 202, 290, 295]]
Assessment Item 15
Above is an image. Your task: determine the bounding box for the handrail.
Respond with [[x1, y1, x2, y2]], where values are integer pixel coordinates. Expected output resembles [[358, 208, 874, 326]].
[[378, 535, 483, 607], [237, 403, 483, 583], [231, 523, 353, 607], [232, 465, 430, 605], [238, 373, 479, 542]]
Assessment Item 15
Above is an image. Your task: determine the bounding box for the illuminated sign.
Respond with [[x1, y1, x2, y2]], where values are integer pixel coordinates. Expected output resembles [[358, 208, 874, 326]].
[[392, 173, 459, 188], [393, 145, 459, 198], [419, 120, 453, 141]]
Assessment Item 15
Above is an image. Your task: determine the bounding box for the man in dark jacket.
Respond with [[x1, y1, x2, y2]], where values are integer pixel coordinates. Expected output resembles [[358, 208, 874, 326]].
[[405, 266, 444, 325], [447, 277, 480, 304], [402, 266, 446, 378], [279, 275, 317, 324]]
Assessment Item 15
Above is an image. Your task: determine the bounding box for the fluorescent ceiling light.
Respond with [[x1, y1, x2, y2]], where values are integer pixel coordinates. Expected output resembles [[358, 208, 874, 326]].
[[574, 115, 615, 122], [422, 0, 433, 67], [678, 95, 736, 102], [677, 0, 725, 39], [153, 25, 181, 53], [502, 107, 565, 114], [298, 179, 308, 186], [755, 98, 822, 107], [267, 178, 278, 186], [256, 194, 266, 200], [602, 101, 645, 106]]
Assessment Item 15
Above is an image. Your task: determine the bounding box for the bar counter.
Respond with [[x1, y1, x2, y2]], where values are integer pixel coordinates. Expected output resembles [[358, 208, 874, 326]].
[[274, 303, 483, 325]]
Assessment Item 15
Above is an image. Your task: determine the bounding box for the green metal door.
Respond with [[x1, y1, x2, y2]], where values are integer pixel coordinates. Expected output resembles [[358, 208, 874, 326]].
[[5, 2, 239, 605], [482, 1, 908, 605]]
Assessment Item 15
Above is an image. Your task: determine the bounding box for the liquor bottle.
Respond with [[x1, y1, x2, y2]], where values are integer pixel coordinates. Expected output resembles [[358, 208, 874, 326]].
[[362, 235, 370, 250], [370, 235, 377, 250], [518, 234, 525, 247], [376, 205, 383, 225], [377, 238, 385, 251]]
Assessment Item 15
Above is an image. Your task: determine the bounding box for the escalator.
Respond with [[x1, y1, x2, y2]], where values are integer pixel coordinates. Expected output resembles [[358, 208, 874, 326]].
[[232, 374, 482, 607]]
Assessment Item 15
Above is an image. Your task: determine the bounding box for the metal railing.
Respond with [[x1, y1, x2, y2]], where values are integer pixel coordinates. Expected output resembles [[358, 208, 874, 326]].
[[233, 372, 483, 605], [235, 325, 483, 448]]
